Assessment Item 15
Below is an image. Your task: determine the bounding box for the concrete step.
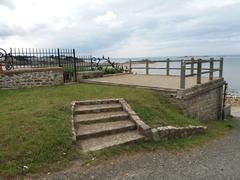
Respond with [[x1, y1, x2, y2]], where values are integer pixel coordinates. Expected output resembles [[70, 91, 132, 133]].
[[76, 120, 136, 140], [75, 99, 120, 106], [79, 130, 145, 152], [74, 103, 122, 114], [74, 111, 129, 124]]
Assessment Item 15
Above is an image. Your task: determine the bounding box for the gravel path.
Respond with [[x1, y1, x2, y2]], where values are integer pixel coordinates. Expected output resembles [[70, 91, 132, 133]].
[[38, 115, 240, 180]]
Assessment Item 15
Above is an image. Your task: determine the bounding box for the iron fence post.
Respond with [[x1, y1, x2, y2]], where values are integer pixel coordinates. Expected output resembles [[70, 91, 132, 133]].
[[73, 49, 77, 82], [57, 48, 61, 67], [90, 56, 93, 70]]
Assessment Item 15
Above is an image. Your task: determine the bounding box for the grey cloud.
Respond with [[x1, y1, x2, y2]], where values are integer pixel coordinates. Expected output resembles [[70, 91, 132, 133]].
[[0, 24, 25, 38], [0, 0, 15, 9], [1, 0, 240, 56]]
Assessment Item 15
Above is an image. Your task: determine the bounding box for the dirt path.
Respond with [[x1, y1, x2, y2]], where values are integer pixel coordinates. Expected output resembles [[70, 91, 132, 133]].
[[37, 113, 240, 180]]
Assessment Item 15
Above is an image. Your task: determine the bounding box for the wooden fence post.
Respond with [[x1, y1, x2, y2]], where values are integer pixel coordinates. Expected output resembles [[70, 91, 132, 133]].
[[146, 59, 149, 75], [197, 59, 202, 84], [180, 60, 186, 89], [219, 57, 223, 78], [191, 57, 194, 76], [129, 60, 132, 74], [166, 58, 170, 76], [209, 58, 214, 80]]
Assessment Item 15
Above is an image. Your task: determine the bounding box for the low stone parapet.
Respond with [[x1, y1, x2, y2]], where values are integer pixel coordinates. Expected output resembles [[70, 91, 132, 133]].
[[151, 125, 207, 141], [0, 67, 63, 88], [77, 71, 103, 81]]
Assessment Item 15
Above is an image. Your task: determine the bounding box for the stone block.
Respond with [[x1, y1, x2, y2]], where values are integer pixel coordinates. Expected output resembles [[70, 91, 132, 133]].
[[151, 128, 160, 141]]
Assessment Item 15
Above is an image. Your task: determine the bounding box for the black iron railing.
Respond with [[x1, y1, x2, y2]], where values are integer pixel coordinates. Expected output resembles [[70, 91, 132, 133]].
[[0, 48, 14, 70], [0, 48, 123, 82]]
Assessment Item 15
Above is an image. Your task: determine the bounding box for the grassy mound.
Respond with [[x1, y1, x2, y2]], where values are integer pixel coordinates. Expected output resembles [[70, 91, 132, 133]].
[[0, 83, 235, 176]]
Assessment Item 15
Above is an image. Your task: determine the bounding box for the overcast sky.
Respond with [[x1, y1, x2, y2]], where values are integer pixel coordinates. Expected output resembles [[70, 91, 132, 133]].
[[0, 0, 240, 57]]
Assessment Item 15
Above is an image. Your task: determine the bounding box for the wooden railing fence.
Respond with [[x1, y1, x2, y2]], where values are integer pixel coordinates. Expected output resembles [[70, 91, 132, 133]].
[[129, 58, 223, 89]]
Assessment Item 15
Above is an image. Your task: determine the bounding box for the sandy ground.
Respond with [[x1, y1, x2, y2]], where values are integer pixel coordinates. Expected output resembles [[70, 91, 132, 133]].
[[86, 74, 214, 90]]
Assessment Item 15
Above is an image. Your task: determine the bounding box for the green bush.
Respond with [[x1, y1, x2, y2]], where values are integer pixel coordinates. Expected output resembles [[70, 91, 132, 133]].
[[100, 67, 123, 74]]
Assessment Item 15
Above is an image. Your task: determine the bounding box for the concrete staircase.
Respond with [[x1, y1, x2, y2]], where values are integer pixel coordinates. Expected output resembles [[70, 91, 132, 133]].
[[71, 99, 150, 152]]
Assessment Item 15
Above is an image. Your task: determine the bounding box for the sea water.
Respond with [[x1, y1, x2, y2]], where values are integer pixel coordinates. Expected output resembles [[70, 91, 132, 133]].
[[223, 55, 240, 95]]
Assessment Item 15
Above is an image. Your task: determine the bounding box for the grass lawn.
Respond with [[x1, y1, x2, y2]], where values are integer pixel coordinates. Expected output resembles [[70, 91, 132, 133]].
[[0, 83, 235, 177]]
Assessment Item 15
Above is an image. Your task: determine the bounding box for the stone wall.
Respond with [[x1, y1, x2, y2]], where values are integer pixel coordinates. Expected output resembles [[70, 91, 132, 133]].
[[151, 125, 207, 141], [175, 79, 226, 121], [0, 67, 64, 88], [77, 71, 103, 82], [226, 96, 240, 107]]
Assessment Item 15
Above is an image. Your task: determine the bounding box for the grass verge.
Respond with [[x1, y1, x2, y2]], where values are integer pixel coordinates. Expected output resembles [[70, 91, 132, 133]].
[[0, 83, 235, 177]]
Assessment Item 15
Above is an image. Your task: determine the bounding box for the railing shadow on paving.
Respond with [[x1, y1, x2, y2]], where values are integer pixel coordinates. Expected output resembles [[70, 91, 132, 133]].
[[0, 48, 124, 83], [129, 58, 223, 89]]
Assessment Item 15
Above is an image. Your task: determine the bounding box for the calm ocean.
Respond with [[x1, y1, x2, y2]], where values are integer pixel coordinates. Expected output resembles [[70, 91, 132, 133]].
[[223, 55, 240, 95], [114, 55, 240, 95]]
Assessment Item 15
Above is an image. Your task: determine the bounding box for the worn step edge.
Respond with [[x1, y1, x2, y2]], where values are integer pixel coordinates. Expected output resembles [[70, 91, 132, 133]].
[[74, 111, 129, 124], [76, 121, 136, 140], [75, 99, 120, 106], [79, 131, 145, 152], [74, 104, 122, 115]]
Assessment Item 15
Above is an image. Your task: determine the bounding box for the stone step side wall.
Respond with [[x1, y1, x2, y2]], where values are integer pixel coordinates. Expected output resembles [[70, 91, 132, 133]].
[[151, 125, 207, 141], [0, 67, 63, 89], [175, 79, 226, 121]]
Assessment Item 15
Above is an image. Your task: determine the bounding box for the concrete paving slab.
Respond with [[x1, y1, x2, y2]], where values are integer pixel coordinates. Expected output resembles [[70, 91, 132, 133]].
[[85, 74, 216, 90]]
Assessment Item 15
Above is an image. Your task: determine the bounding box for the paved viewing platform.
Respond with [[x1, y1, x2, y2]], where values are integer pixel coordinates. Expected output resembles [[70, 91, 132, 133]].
[[83, 74, 217, 91]]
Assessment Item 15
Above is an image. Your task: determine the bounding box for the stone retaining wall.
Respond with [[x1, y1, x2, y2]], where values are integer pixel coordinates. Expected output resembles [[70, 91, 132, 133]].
[[226, 96, 240, 107], [174, 79, 226, 121], [151, 125, 207, 141], [0, 67, 64, 88]]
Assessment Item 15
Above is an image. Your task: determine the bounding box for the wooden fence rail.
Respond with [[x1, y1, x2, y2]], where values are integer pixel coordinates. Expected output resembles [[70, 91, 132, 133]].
[[129, 58, 223, 89]]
